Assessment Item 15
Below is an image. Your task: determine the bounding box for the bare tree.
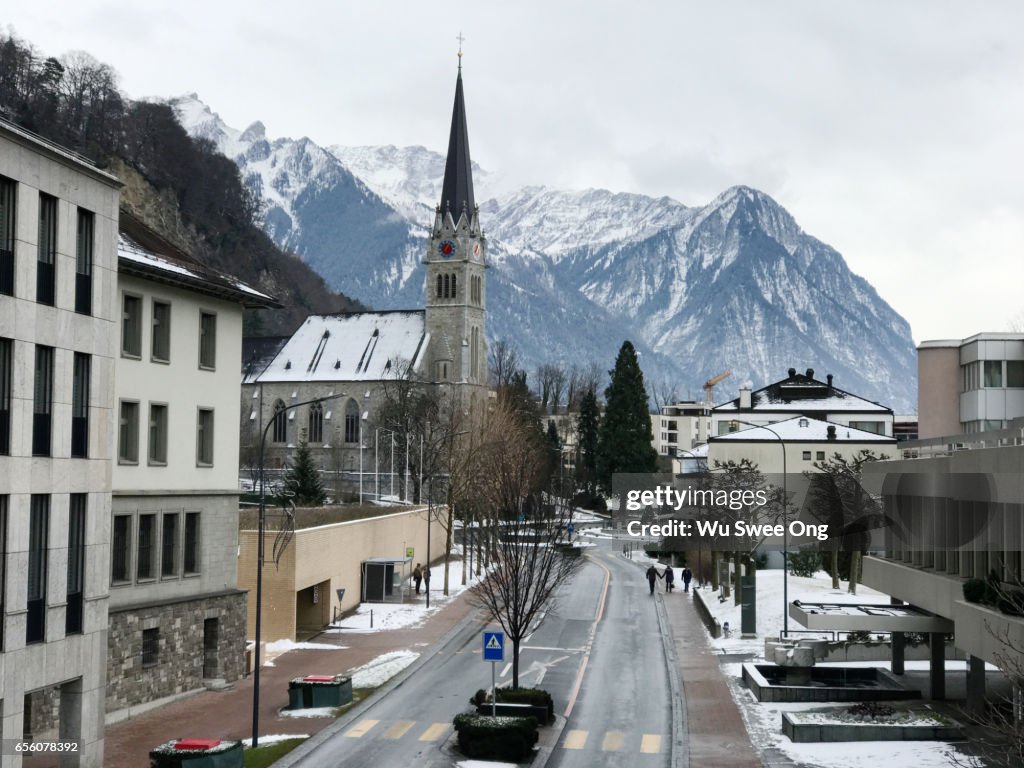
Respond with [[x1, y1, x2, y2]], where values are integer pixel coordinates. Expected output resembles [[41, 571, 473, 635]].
[[488, 339, 521, 391], [468, 402, 583, 688]]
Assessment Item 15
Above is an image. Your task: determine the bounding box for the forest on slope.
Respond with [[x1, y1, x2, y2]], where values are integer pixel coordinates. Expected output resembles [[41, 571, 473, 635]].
[[0, 32, 363, 334]]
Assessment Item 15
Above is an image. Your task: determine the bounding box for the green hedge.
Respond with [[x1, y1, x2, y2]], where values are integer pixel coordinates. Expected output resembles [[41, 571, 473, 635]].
[[452, 714, 538, 762], [471, 687, 555, 723]]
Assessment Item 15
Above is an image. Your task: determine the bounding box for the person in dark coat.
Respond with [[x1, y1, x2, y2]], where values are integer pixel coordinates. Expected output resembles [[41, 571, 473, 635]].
[[681, 567, 693, 592], [646, 565, 660, 595], [422, 565, 431, 593], [664, 566, 675, 593], [413, 564, 423, 595]]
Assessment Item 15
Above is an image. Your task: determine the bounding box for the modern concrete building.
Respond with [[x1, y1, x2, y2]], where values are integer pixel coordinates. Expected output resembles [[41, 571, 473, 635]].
[[652, 400, 711, 457], [711, 368, 894, 440], [236, 506, 445, 642], [0, 119, 121, 766], [862, 421, 1024, 707], [918, 333, 1024, 439], [107, 216, 276, 717]]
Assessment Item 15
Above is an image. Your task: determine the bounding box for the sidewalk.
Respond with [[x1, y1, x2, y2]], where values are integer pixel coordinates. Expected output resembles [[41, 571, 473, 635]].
[[661, 586, 763, 768], [101, 582, 478, 768]]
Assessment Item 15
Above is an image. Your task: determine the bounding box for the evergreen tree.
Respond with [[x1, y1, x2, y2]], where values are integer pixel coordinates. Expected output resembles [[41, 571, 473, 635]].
[[283, 432, 327, 506], [596, 341, 657, 491], [545, 419, 562, 486], [575, 386, 600, 493]]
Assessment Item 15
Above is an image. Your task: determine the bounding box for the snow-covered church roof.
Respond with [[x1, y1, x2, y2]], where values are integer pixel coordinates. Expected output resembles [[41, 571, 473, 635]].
[[250, 311, 428, 383]]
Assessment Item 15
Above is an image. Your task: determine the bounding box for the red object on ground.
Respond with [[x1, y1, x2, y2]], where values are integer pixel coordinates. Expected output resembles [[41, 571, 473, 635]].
[[302, 675, 336, 682], [174, 739, 221, 751]]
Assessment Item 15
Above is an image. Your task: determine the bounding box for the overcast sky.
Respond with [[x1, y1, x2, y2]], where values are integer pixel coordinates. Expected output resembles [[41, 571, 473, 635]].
[[10, 1, 1024, 343]]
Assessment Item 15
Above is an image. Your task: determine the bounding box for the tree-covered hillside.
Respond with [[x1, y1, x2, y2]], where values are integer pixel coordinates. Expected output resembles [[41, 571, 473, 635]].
[[0, 32, 362, 333]]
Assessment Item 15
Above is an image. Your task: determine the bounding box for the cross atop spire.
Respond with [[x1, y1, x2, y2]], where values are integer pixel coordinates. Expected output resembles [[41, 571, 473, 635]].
[[457, 32, 465, 71], [440, 57, 475, 218]]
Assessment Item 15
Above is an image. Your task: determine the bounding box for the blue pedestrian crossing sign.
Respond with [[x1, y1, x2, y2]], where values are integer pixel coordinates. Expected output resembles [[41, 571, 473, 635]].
[[482, 631, 505, 662]]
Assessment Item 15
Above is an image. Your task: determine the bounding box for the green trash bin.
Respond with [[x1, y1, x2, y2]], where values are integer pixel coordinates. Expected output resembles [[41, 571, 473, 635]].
[[288, 675, 353, 709]]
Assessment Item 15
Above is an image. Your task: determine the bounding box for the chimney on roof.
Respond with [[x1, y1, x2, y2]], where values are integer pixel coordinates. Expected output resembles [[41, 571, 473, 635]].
[[739, 386, 752, 409], [806, 368, 814, 379], [826, 374, 833, 390], [827, 425, 837, 441], [788, 367, 797, 378]]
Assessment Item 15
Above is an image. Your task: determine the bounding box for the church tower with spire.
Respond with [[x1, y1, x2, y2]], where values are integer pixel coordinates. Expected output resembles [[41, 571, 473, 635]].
[[425, 57, 487, 388]]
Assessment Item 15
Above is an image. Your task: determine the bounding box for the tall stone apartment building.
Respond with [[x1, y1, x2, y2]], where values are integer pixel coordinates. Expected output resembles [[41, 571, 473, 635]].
[[0, 119, 120, 766]]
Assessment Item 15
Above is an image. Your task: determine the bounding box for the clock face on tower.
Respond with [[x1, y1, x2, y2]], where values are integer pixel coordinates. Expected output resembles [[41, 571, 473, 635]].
[[438, 240, 455, 259], [472, 242, 481, 261]]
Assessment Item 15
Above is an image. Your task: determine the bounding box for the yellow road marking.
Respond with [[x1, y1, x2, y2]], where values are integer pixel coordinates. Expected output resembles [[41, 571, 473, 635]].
[[563, 729, 588, 749], [383, 720, 415, 740], [344, 719, 379, 738], [418, 722, 449, 742], [640, 734, 662, 753], [601, 731, 625, 752]]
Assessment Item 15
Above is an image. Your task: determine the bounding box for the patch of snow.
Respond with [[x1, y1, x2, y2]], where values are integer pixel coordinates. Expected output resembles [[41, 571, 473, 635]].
[[457, 761, 520, 768], [349, 650, 419, 689], [242, 734, 309, 746], [279, 707, 336, 719], [332, 571, 482, 633], [264, 639, 346, 653]]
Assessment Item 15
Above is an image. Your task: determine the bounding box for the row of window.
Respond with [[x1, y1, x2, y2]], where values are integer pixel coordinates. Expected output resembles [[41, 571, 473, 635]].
[[119, 401, 215, 466], [0, 494, 87, 650], [0, 176, 94, 314], [431, 272, 484, 306], [961, 360, 1024, 392], [0, 338, 91, 458], [111, 511, 201, 585], [269, 399, 360, 445], [122, 294, 217, 369]]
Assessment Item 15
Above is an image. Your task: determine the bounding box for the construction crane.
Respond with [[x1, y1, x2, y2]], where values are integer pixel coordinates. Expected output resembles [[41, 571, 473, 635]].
[[704, 370, 732, 406]]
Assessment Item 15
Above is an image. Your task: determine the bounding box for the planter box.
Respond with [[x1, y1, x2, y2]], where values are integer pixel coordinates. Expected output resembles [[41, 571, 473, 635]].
[[149, 740, 243, 768], [287, 675, 353, 709], [782, 711, 965, 743]]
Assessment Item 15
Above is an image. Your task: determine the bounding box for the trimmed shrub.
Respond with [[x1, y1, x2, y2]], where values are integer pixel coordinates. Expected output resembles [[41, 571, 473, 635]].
[[453, 714, 538, 762], [787, 550, 821, 578], [469, 687, 555, 723], [963, 578, 988, 604], [997, 589, 1024, 616]]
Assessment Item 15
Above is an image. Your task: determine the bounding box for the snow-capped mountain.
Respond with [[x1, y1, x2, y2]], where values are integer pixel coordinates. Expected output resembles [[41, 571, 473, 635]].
[[171, 94, 917, 413]]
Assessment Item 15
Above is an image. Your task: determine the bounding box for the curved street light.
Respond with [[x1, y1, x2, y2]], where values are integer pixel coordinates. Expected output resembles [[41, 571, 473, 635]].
[[729, 419, 790, 636], [252, 393, 344, 748]]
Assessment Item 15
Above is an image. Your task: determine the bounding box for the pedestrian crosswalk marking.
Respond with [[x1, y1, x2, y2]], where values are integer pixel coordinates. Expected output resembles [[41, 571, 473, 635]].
[[486, 635, 502, 649], [563, 729, 588, 749], [601, 730, 625, 751], [640, 734, 662, 753], [383, 721, 415, 740], [344, 719, 379, 738], [418, 722, 449, 742]]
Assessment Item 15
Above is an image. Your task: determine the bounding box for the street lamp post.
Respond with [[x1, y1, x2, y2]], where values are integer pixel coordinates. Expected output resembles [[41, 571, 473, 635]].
[[729, 419, 789, 636], [252, 393, 343, 748]]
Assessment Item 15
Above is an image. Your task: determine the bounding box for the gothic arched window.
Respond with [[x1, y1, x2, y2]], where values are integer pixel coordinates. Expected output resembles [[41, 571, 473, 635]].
[[451, 273, 457, 297], [272, 399, 287, 443], [436, 274, 443, 298], [308, 402, 323, 443], [443, 274, 450, 298], [344, 399, 360, 444]]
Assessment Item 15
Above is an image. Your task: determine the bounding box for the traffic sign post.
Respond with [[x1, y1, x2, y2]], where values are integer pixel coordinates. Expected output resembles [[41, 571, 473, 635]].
[[482, 631, 505, 716]]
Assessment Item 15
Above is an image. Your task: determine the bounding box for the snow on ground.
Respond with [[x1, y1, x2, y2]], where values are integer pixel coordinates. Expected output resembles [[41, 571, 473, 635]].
[[722, 663, 979, 768], [242, 734, 309, 746], [699, 569, 890, 655], [279, 707, 337, 719], [457, 761, 519, 768], [265, 639, 347, 653], [329, 571, 483, 633], [349, 650, 420, 688]]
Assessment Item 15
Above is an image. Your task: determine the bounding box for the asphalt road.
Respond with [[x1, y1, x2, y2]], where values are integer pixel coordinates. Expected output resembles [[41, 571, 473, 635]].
[[288, 544, 674, 767]]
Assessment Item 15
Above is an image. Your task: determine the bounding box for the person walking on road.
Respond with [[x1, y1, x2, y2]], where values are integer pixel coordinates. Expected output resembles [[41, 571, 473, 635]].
[[646, 565, 661, 595], [664, 566, 675, 593], [413, 564, 423, 595], [682, 566, 693, 592], [422, 565, 431, 595]]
